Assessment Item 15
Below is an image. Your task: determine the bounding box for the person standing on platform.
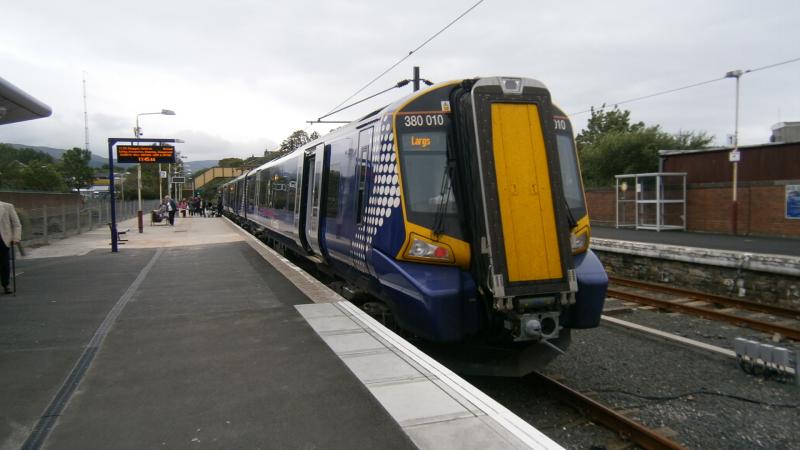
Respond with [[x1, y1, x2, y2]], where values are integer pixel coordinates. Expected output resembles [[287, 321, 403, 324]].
[[0, 201, 22, 294], [165, 195, 178, 226], [179, 198, 188, 218]]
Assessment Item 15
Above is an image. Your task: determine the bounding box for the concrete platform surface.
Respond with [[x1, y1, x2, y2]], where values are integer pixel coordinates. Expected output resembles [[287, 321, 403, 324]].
[[592, 225, 800, 257], [1, 215, 561, 450]]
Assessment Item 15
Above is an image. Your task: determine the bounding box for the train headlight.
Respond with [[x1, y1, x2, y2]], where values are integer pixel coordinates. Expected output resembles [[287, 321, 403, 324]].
[[571, 228, 589, 254], [404, 234, 455, 263], [500, 77, 523, 94]]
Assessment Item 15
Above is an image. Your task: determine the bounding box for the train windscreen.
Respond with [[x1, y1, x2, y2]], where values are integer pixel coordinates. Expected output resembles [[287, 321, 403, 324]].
[[396, 113, 462, 238], [554, 119, 587, 221]]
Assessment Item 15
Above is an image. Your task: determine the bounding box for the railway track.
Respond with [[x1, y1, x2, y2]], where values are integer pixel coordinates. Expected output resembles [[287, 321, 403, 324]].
[[531, 372, 686, 450], [607, 276, 800, 341]]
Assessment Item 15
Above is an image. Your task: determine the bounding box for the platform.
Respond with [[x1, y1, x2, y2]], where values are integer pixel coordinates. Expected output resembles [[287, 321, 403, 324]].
[[592, 225, 800, 257], [0, 214, 560, 450]]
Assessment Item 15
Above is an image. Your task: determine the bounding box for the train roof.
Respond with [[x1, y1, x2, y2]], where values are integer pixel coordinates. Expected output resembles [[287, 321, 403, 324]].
[[223, 76, 565, 186]]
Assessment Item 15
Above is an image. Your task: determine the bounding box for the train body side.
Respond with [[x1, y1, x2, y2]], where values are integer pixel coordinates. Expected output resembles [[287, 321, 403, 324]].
[[221, 76, 607, 349]]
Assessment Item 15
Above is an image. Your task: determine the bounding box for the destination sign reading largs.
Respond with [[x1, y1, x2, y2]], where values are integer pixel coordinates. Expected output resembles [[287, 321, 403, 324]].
[[117, 145, 176, 163]]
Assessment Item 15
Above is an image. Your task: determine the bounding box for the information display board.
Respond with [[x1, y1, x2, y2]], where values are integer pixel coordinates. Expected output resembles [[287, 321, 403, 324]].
[[117, 145, 176, 163]]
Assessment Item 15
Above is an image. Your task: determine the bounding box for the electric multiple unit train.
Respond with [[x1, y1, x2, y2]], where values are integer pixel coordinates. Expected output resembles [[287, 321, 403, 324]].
[[222, 77, 608, 375]]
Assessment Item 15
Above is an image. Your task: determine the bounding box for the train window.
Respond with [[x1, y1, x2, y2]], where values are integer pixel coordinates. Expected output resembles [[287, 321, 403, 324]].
[[263, 168, 273, 207], [555, 133, 587, 220], [398, 131, 456, 214], [326, 166, 341, 218], [273, 171, 288, 210], [312, 151, 323, 214], [396, 116, 462, 238], [356, 128, 373, 224], [287, 178, 296, 212], [258, 171, 269, 208], [280, 159, 298, 213]]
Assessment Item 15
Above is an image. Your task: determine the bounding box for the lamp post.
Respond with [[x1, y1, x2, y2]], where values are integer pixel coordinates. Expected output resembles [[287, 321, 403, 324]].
[[134, 109, 175, 232], [725, 70, 743, 235], [116, 170, 125, 200]]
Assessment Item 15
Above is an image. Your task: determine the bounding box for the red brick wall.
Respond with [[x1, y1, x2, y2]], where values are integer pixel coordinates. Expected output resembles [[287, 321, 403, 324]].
[[586, 182, 800, 237], [585, 189, 616, 226]]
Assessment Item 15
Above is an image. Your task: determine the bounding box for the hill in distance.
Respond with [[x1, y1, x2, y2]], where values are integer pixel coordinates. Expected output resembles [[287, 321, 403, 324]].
[[3, 143, 218, 172]]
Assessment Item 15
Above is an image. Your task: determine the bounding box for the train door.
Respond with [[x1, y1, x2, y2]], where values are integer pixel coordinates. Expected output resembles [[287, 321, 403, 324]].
[[352, 127, 373, 268], [303, 144, 324, 255]]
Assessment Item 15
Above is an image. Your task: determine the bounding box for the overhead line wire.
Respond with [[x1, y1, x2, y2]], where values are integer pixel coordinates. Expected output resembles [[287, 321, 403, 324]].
[[318, 0, 486, 119], [746, 55, 800, 73], [568, 56, 800, 117]]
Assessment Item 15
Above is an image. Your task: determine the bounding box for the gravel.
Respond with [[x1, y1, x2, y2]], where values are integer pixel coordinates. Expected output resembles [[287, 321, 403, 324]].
[[470, 305, 800, 450]]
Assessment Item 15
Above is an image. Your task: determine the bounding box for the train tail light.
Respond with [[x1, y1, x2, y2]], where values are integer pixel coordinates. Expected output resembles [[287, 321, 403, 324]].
[[404, 234, 455, 264]]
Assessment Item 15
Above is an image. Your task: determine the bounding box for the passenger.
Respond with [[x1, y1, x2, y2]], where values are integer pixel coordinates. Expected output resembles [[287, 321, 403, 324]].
[[156, 201, 168, 221], [164, 195, 178, 226], [0, 201, 22, 294], [190, 196, 200, 216], [216, 196, 223, 217], [179, 198, 188, 218]]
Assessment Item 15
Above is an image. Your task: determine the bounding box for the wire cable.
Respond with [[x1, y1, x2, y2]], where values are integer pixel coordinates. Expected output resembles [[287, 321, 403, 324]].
[[747, 55, 800, 74], [318, 0, 486, 119], [315, 80, 410, 122], [569, 56, 800, 117]]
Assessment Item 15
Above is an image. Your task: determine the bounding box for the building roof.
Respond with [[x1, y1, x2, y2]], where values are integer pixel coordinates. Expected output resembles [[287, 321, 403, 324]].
[[658, 140, 798, 157]]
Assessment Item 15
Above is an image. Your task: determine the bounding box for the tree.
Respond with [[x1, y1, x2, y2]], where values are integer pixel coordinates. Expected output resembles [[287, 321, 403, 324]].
[[575, 105, 644, 151], [278, 130, 319, 153], [576, 107, 713, 187], [0, 144, 66, 191], [218, 157, 244, 168], [21, 164, 67, 191], [60, 147, 94, 191]]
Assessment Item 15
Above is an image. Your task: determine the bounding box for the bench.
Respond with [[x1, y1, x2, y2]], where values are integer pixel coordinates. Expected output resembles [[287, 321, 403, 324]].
[[108, 223, 130, 244]]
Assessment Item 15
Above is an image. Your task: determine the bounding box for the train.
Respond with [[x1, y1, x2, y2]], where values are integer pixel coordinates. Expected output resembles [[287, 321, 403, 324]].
[[222, 77, 608, 376]]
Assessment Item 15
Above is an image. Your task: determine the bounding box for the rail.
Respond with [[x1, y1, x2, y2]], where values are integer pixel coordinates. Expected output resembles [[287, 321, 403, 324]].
[[609, 276, 800, 319], [532, 372, 687, 450], [606, 283, 800, 341]]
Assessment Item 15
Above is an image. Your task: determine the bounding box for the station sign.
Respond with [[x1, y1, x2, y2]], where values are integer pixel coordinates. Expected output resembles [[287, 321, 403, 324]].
[[787, 185, 800, 219], [117, 145, 176, 163], [172, 177, 185, 183]]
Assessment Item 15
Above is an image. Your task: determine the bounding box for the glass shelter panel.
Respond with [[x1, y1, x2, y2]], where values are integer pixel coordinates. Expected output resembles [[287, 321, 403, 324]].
[[616, 172, 686, 231]]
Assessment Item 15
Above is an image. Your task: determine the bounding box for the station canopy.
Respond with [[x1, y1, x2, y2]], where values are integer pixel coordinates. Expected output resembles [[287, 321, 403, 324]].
[[0, 76, 52, 125]]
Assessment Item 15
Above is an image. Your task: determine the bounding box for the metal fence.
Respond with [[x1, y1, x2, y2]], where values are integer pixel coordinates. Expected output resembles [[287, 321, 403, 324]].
[[17, 199, 161, 246]]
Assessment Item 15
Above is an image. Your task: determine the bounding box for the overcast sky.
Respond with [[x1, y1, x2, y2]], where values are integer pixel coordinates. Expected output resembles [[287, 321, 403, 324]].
[[1, 0, 798, 162]]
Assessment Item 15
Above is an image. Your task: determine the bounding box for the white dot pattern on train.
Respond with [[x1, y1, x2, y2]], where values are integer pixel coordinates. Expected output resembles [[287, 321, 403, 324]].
[[351, 115, 402, 274]]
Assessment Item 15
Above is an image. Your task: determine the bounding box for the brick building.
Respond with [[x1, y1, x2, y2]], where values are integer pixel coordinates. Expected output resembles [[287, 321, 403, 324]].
[[585, 141, 800, 238]]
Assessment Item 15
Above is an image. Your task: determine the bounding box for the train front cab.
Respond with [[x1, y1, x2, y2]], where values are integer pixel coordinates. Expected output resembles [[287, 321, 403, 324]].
[[370, 77, 607, 357]]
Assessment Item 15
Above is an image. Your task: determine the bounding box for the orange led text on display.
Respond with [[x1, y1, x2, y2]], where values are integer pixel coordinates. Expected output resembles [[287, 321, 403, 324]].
[[410, 136, 432, 149], [116, 145, 176, 163]]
